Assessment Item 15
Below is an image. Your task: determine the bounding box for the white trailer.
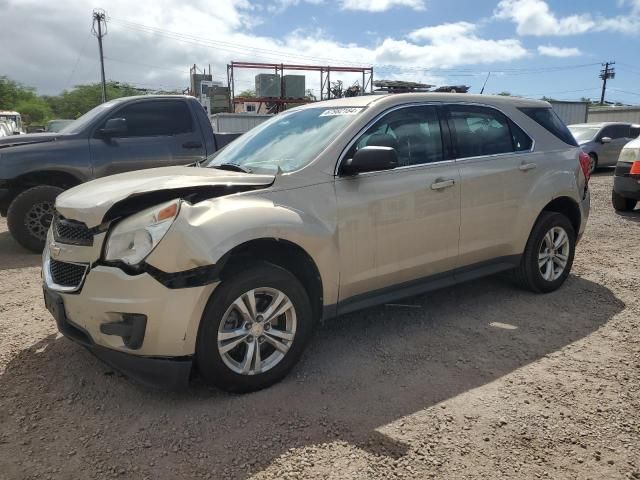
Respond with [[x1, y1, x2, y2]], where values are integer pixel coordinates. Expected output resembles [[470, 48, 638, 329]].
[[210, 113, 272, 133]]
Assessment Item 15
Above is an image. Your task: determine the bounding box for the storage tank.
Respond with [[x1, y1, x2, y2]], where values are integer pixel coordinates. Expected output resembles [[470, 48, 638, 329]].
[[283, 75, 306, 99], [255, 74, 281, 97]]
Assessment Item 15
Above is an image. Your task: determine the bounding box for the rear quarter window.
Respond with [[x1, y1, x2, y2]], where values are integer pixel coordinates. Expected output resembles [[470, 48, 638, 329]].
[[519, 107, 578, 147]]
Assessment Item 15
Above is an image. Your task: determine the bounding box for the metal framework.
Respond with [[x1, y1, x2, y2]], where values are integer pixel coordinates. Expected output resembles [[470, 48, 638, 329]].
[[227, 61, 374, 113]]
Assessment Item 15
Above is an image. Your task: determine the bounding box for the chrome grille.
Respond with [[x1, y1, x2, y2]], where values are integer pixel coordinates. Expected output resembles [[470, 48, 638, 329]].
[[53, 213, 93, 246], [49, 259, 88, 289]]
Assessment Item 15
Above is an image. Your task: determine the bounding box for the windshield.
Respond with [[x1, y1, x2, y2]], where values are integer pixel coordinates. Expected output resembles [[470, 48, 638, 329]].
[[0, 115, 20, 131], [204, 106, 365, 174], [59, 99, 121, 134], [568, 126, 600, 143]]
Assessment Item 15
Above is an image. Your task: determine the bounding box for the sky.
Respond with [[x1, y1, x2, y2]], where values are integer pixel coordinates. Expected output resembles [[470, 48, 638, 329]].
[[2, 0, 640, 104]]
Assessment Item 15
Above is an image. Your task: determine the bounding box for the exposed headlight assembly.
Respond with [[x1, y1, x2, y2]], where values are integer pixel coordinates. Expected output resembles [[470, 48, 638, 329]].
[[104, 199, 180, 265]]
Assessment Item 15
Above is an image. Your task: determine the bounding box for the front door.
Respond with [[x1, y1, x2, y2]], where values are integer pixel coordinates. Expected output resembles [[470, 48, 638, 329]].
[[90, 99, 206, 178], [598, 124, 632, 166], [335, 105, 461, 303]]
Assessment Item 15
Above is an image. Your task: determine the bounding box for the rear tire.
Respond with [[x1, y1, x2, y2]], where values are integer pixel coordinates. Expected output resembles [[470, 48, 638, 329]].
[[512, 212, 576, 293], [611, 190, 637, 212], [588, 153, 598, 175], [196, 262, 313, 393], [7, 185, 63, 252]]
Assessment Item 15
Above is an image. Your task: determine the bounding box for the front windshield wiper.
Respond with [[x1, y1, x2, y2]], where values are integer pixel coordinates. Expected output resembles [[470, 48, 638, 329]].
[[211, 163, 252, 174]]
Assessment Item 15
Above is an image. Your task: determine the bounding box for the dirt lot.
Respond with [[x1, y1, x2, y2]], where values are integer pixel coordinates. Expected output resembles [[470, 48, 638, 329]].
[[0, 171, 638, 480]]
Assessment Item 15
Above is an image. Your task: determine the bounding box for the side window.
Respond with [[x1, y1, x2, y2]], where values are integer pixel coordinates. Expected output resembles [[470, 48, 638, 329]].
[[348, 106, 444, 167], [448, 105, 514, 158], [106, 101, 193, 137], [519, 107, 578, 147], [631, 125, 640, 138], [508, 119, 533, 151], [610, 124, 630, 139]]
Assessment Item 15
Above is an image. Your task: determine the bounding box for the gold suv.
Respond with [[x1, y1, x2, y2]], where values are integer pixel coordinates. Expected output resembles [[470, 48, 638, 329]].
[[43, 93, 591, 392]]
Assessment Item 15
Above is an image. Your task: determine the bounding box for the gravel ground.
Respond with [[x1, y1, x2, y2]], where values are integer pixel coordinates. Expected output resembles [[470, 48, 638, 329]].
[[0, 170, 638, 480]]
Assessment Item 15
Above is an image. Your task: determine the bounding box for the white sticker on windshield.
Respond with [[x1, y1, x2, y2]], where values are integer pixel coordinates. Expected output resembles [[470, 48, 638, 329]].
[[319, 108, 362, 117]]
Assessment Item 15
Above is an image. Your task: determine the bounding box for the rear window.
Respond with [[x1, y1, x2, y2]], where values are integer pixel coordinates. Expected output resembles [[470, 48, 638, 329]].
[[519, 107, 578, 147]]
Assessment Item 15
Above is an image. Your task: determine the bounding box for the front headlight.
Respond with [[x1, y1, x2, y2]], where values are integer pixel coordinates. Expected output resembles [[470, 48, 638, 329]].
[[619, 147, 640, 164], [104, 199, 180, 265]]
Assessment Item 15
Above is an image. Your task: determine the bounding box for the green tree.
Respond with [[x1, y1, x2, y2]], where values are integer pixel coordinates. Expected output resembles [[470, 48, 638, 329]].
[[14, 98, 52, 125], [0, 76, 38, 110], [238, 89, 256, 98], [497, 91, 512, 96], [46, 81, 145, 119]]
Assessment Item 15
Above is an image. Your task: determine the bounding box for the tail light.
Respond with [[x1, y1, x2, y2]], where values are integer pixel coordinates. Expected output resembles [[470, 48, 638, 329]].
[[578, 151, 591, 184], [630, 160, 640, 178]]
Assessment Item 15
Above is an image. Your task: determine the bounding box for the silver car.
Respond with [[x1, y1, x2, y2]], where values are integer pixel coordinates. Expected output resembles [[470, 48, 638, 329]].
[[568, 122, 640, 174], [42, 94, 591, 392]]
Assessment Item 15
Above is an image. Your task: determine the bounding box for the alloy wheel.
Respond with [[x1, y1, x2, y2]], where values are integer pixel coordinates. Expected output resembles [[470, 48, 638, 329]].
[[217, 287, 297, 375], [538, 226, 570, 282]]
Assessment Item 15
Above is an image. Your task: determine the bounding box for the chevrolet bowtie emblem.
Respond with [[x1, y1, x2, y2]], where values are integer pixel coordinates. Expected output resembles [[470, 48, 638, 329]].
[[50, 244, 62, 258]]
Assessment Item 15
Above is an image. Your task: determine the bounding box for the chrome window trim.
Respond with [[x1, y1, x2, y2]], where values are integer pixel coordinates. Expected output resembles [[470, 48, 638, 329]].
[[334, 101, 536, 176], [444, 102, 535, 160], [334, 102, 444, 176], [43, 248, 89, 293]]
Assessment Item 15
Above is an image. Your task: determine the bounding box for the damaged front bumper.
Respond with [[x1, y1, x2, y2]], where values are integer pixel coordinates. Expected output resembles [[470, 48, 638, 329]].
[[42, 236, 219, 389], [44, 286, 193, 389]]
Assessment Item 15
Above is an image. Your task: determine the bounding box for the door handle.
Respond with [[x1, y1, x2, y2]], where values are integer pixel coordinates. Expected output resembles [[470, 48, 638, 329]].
[[519, 162, 537, 171], [430, 178, 455, 190], [182, 141, 203, 149]]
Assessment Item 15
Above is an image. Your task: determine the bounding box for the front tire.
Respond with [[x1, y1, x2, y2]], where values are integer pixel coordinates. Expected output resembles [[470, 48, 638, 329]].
[[196, 262, 313, 393], [7, 185, 63, 252], [611, 190, 637, 212], [513, 212, 576, 293]]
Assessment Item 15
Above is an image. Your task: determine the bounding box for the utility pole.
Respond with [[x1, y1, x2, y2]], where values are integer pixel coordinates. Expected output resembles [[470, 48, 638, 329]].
[[92, 9, 108, 103], [599, 61, 615, 106]]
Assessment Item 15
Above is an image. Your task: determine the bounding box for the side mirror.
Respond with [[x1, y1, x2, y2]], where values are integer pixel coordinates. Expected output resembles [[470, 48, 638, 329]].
[[600, 136, 612, 144], [99, 118, 127, 137], [341, 146, 398, 175]]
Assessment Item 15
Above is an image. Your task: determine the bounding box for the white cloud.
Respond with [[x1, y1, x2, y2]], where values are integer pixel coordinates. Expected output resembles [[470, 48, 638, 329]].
[[395, 22, 528, 67], [494, 0, 593, 35], [340, 0, 425, 12], [537, 45, 582, 57], [494, 0, 640, 36], [408, 22, 476, 41], [1, 0, 526, 96]]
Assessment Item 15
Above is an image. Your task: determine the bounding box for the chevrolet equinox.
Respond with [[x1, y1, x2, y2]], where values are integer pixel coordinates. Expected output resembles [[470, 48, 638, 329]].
[[42, 93, 591, 392]]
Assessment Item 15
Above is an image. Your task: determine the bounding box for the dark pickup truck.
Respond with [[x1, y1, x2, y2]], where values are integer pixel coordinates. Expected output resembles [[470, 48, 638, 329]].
[[0, 95, 240, 251]]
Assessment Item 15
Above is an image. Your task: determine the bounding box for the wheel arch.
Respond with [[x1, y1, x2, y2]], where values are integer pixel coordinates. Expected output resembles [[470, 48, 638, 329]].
[[216, 238, 324, 324], [11, 169, 83, 191], [539, 196, 581, 236]]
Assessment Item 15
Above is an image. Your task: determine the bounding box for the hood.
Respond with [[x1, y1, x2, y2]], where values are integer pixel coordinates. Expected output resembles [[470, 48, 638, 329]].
[[0, 132, 65, 148], [56, 166, 275, 227]]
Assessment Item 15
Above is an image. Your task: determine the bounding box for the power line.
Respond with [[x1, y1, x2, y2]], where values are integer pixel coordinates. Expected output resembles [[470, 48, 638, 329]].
[[609, 88, 640, 97], [109, 18, 605, 77], [64, 34, 92, 90]]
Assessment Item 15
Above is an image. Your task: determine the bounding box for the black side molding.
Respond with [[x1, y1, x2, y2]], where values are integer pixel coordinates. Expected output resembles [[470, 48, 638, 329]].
[[323, 255, 521, 320]]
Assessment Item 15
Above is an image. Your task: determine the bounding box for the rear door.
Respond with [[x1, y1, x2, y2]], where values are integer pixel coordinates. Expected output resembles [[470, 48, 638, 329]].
[[335, 104, 461, 302], [446, 104, 540, 269], [90, 99, 206, 177]]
